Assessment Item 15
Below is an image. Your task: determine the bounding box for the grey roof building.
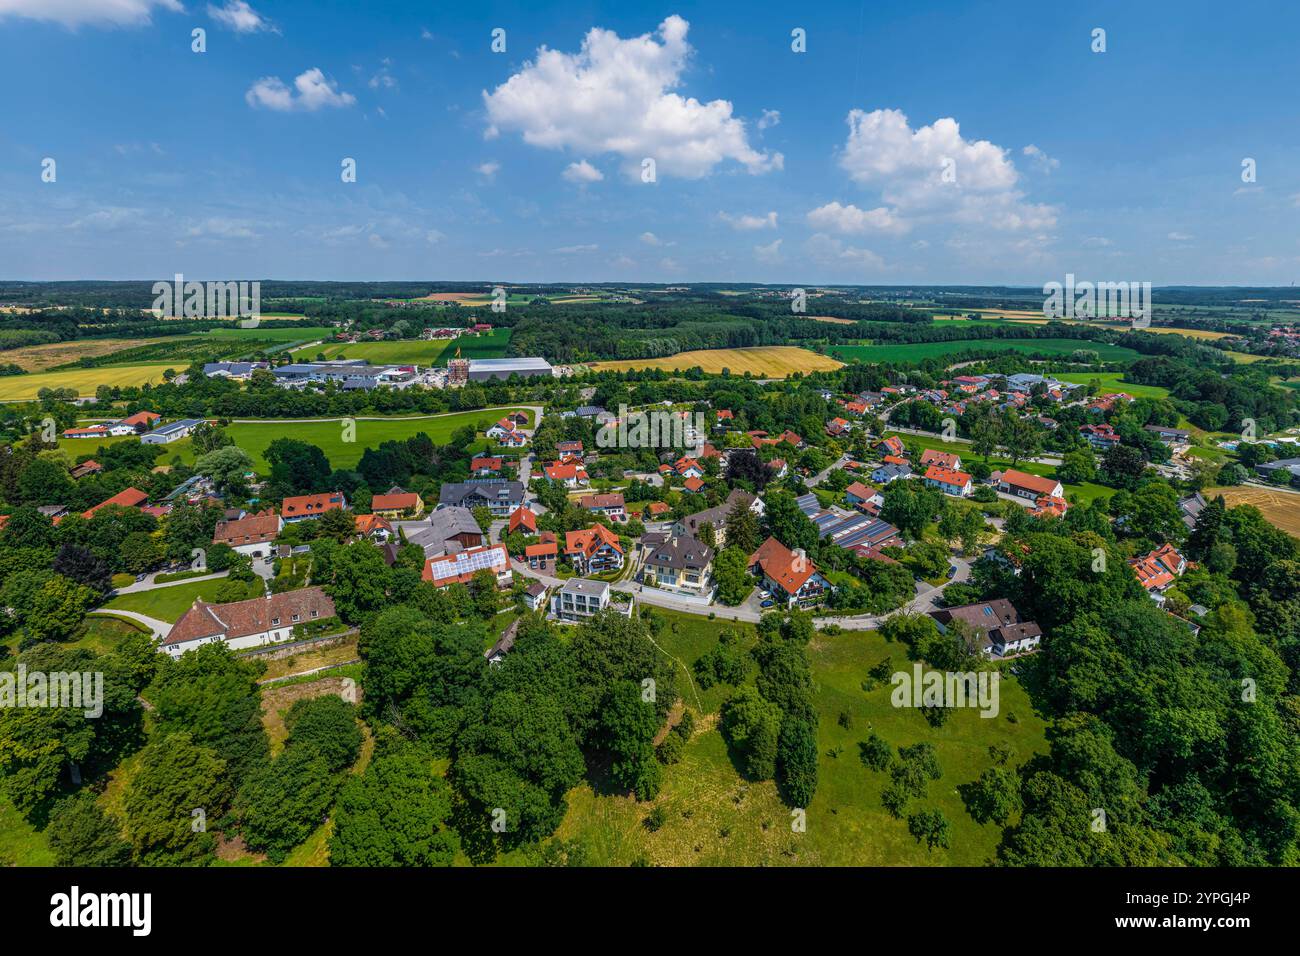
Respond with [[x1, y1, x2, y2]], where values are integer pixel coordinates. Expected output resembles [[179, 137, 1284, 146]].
[[408, 506, 485, 556], [467, 357, 553, 381], [438, 479, 525, 514]]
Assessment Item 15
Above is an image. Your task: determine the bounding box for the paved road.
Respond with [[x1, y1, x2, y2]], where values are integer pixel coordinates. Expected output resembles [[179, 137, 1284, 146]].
[[93, 609, 172, 639], [110, 569, 229, 595]]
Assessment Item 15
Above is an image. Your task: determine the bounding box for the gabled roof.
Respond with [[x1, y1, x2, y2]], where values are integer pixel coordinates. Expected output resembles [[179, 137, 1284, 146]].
[[165, 587, 335, 647], [213, 509, 280, 546], [371, 491, 422, 511], [920, 448, 961, 469], [83, 486, 148, 519], [578, 492, 625, 510], [997, 469, 1061, 496], [748, 537, 818, 593], [508, 505, 537, 533], [565, 523, 623, 558], [923, 464, 972, 487], [282, 491, 346, 517]]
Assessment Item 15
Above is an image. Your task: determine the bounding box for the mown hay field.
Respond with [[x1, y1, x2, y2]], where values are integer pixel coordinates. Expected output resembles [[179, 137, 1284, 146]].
[[592, 346, 843, 377], [1208, 486, 1300, 538]]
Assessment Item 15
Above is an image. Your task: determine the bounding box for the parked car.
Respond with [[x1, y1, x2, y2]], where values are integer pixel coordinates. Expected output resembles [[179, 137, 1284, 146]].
[[760, 600, 775, 608], [946, 564, 958, 579]]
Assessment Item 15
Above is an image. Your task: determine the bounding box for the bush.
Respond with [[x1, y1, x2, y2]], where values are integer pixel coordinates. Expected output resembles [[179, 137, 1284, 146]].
[[858, 732, 893, 772]]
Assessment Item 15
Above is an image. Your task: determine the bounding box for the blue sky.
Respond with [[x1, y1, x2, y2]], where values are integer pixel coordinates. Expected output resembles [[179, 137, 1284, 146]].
[[0, 0, 1297, 285]]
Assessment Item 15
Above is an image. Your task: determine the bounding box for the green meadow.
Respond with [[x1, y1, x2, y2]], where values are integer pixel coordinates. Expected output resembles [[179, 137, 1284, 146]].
[[291, 328, 511, 367], [830, 338, 1140, 363], [520, 614, 1048, 866]]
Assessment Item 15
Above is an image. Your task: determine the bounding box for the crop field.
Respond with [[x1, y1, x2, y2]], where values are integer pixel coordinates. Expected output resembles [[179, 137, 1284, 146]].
[[0, 362, 179, 400], [3, 337, 173, 372], [829, 338, 1140, 363], [1207, 486, 1300, 538], [292, 329, 510, 366], [520, 618, 1047, 866], [806, 315, 858, 325], [592, 346, 843, 377]]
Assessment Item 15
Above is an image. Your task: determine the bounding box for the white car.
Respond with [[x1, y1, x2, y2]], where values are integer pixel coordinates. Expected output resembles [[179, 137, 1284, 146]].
[[758, 590, 771, 599]]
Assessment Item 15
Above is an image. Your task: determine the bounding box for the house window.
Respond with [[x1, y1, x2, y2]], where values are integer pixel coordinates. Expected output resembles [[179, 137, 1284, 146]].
[[292, 614, 301, 622], [271, 618, 280, 626]]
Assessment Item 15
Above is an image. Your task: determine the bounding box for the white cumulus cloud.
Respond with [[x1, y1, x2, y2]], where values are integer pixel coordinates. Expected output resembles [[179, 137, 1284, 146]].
[[562, 160, 604, 184], [208, 1, 275, 33], [719, 211, 777, 231], [482, 15, 781, 180], [1022, 144, 1059, 173], [806, 201, 907, 235], [835, 108, 1055, 232], [0, 0, 182, 27], [245, 68, 355, 112]]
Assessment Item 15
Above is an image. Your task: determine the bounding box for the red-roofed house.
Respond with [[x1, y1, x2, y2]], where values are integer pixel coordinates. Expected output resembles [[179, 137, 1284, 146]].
[[996, 469, 1063, 501], [82, 486, 148, 520], [281, 491, 347, 522], [371, 488, 425, 519], [578, 493, 626, 523], [470, 456, 504, 477], [875, 436, 906, 458], [1129, 544, 1187, 594], [920, 448, 962, 471], [120, 410, 161, 430], [747, 537, 831, 608], [213, 509, 282, 557], [354, 513, 393, 541], [163, 587, 336, 658], [543, 460, 589, 488], [565, 524, 624, 574], [923, 465, 973, 498], [682, 476, 705, 494]]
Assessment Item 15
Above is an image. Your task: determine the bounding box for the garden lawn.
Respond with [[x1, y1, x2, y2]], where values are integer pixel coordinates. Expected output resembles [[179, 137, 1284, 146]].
[[1053, 372, 1170, 398], [103, 578, 241, 623]]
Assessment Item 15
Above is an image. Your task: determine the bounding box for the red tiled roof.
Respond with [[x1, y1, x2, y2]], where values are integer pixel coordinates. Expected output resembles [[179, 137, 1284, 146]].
[[281, 492, 345, 517], [83, 486, 148, 519], [509, 506, 537, 533], [165, 587, 335, 647], [421, 544, 510, 586], [213, 509, 280, 547], [748, 537, 817, 593], [920, 449, 960, 469], [579, 492, 625, 510], [924, 465, 971, 487], [371, 492, 421, 512], [998, 469, 1061, 496], [565, 523, 623, 558], [120, 410, 160, 427]]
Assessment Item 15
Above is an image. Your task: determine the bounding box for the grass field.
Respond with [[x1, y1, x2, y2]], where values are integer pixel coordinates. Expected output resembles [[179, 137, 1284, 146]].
[[829, 338, 1140, 364], [0, 362, 179, 400], [103, 578, 241, 623], [592, 346, 843, 377], [291, 329, 511, 366], [203, 325, 334, 343], [1207, 485, 1300, 538], [58, 407, 531, 472], [193, 407, 534, 471], [1053, 372, 1171, 398], [527, 619, 1048, 865]]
